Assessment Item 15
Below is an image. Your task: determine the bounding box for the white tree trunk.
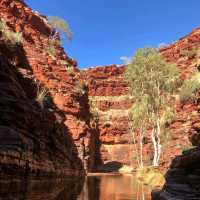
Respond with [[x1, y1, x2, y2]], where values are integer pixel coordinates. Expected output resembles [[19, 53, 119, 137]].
[[151, 128, 158, 166], [156, 119, 162, 165], [139, 128, 144, 168]]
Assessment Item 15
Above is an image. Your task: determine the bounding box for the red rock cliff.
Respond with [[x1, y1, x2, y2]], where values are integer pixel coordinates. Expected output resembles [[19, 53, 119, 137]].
[[152, 27, 200, 200], [81, 27, 200, 172], [0, 0, 96, 175], [1, 0, 200, 179]]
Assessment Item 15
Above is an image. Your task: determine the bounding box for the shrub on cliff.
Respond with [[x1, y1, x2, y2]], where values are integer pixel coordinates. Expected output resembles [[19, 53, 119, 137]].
[[36, 84, 49, 109], [125, 48, 180, 167], [180, 72, 200, 102], [48, 16, 73, 41], [0, 19, 23, 45]]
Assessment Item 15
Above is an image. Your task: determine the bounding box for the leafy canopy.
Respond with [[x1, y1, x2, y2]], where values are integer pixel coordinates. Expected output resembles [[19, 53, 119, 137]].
[[48, 16, 73, 41], [179, 72, 200, 102], [125, 48, 180, 124]]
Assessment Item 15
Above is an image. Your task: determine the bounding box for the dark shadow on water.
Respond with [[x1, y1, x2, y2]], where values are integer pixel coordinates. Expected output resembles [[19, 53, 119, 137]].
[[98, 161, 123, 172], [0, 176, 84, 200]]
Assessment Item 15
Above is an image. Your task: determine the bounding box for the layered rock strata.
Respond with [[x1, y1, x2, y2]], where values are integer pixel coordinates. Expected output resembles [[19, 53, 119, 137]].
[[0, 0, 95, 175], [81, 26, 200, 171], [151, 27, 200, 199]]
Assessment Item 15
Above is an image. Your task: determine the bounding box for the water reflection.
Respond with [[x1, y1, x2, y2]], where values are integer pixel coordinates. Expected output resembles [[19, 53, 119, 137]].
[[0, 176, 84, 200], [0, 174, 151, 200], [78, 174, 151, 200]]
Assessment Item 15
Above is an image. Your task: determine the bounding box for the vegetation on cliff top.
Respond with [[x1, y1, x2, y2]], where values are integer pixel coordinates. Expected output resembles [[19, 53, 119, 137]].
[[48, 16, 73, 41]]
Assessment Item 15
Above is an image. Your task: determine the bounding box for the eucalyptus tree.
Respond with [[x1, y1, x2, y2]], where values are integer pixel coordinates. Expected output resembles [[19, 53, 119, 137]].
[[125, 48, 180, 167], [48, 16, 73, 41]]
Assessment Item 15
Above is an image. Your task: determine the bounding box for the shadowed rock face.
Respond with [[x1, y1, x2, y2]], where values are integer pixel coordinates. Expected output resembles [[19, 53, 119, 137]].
[[1, 0, 200, 183], [152, 95, 200, 199], [0, 0, 95, 175], [152, 147, 200, 199], [0, 48, 84, 176]]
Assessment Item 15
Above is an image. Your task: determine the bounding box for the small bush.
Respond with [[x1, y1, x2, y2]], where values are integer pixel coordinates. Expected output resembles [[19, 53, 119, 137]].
[[180, 72, 200, 102], [44, 39, 58, 59], [136, 167, 165, 188], [44, 45, 56, 59], [74, 80, 87, 95], [59, 60, 69, 66], [0, 19, 23, 45], [3, 31, 23, 45], [161, 107, 176, 127], [0, 20, 6, 30], [89, 100, 99, 125], [160, 130, 172, 145], [59, 60, 73, 71], [36, 86, 48, 109]]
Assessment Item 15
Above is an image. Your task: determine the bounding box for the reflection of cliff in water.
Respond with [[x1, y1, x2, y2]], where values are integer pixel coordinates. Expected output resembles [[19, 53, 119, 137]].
[[78, 174, 151, 200], [78, 176, 100, 200], [0, 176, 84, 200], [0, 175, 152, 200]]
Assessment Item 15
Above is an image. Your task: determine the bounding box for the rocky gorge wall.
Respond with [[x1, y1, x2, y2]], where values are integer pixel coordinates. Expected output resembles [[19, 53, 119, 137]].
[[1, 0, 200, 183], [81, 27, 200, 172], [81, 65, 136, 171], [152, 26, 200, 200], [0, 0, 96, 175]]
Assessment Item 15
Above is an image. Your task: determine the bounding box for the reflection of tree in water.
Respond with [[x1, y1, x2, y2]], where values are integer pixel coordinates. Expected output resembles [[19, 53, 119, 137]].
[[78, 175, 152, 200], [136, 183, 145, 200], [78, 176, 100, 200], [135, 181, 152, 200]]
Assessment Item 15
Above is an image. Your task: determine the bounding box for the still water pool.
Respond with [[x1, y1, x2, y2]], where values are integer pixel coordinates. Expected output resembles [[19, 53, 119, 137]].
[[0, 174, 152, 200], [78, 174, 151, 200]]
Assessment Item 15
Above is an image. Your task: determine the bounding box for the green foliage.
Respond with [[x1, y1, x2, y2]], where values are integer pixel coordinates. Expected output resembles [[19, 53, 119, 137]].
[[125, 48, 180, 166], [130, 97, 149, 130], [44, 45, 56, 59], [136, 166, 165, 188], [0, 19, 23, 45], [89, 100, 99, 125], [0, 20, 6, 30], [48, 16, 73, 41], [43, 39, 60, 60], [59, 60, 69, 66], [36, 85, 49, 109], [161, 107, 176, 127], [125, 48, 180, 124], [179, 72, 200, 102], [3, 31, 23, 45], [59, 60, 73, 71], [160, 130, 172, 144], [74, 80, 87, 95]]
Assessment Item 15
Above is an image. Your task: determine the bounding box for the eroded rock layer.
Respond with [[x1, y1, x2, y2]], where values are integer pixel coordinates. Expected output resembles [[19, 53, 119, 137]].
[[81, 27, 200, 172], [81, 65, 136, 171], [152, 27, 200, 200], [0, 0, 95, 175]]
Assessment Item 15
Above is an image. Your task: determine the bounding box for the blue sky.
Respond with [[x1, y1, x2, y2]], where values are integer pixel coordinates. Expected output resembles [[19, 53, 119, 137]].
[[26, 0, 200, 68]]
